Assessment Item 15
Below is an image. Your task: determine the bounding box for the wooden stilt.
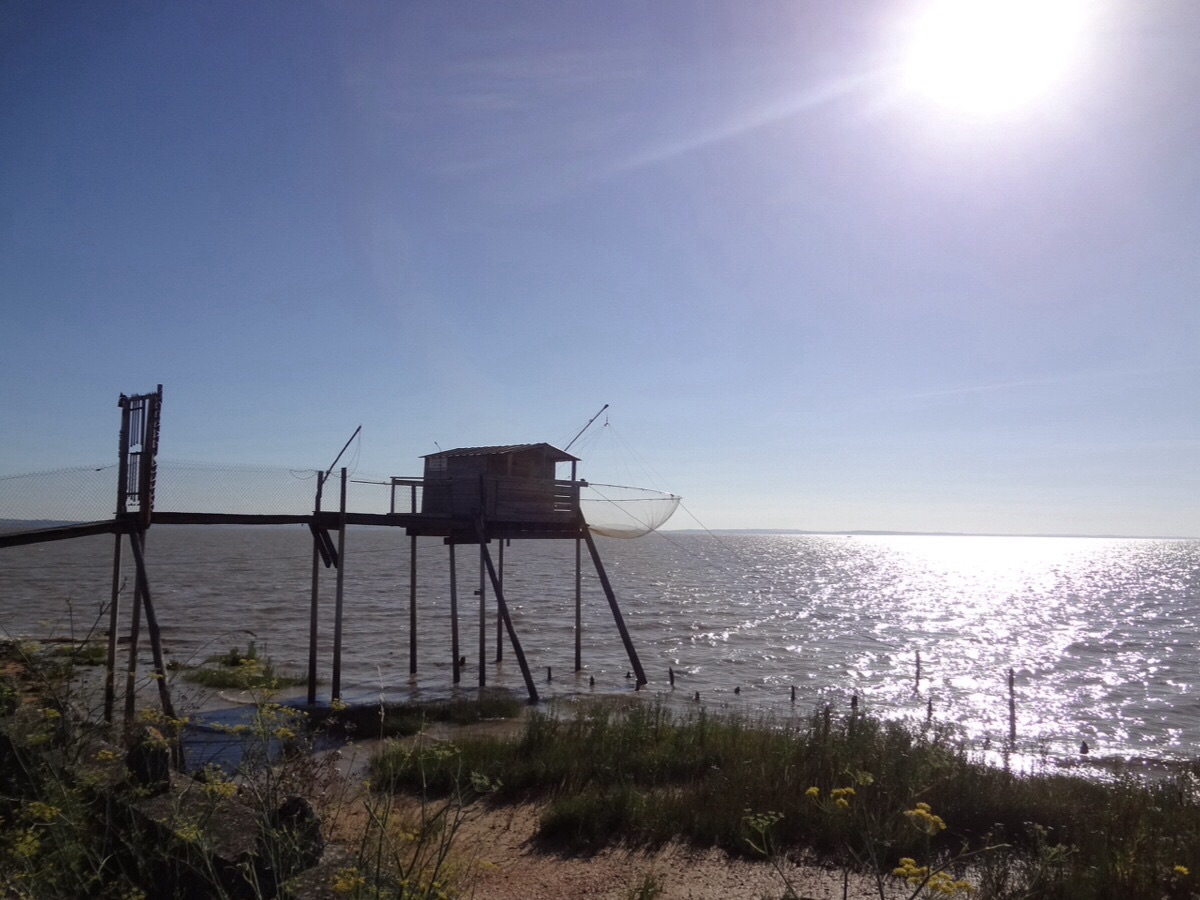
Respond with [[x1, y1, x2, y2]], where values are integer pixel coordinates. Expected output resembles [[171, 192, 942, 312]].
[[478, 544, 486, 687], [409, 533, 418, 675], [128, 529, 176, 720], [581, 520, 646, 686], [476, 521, 538, 702], [115, 396, 137, 723], [449, 542, 461, 684], [104, 532, 122, 722], [574, 536, 582, 672], [495, 540, 504, 662], [123, 547, 144, 722], [307, 472, 324, 706], [306, 539, 321, 705], [331, 468, 347, 701]]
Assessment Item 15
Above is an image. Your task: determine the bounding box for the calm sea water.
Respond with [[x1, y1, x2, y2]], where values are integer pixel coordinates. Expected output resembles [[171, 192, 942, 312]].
[[2, 528, 1199, 763]]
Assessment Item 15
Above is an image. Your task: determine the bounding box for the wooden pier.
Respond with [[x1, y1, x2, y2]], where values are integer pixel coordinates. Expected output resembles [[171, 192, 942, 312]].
[[0, 389, 649, 721]]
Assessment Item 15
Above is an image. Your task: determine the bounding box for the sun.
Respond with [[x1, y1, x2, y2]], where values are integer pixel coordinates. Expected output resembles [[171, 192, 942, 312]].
[[902, 0, 1088, 116]]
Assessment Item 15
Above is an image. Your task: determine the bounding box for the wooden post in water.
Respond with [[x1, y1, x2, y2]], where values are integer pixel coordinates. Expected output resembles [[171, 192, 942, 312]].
[[331, 469, 347, 701], [449, 542, 461, 684], [128, 529, 175, 721], [478, 544, 486, 687], [574, 536, 582, 672], [409, 533, 418, 675], [123, 550, 144, 722], [476, 521, 538, 702], [114, 393, 134, 722], [495, 540, 504, 662], [580, 518, 646, 687], [104, 532, 123, 722], [307, 472, 324, 705]]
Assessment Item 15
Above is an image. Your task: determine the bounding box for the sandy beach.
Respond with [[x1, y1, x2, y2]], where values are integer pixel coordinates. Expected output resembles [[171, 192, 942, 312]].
[[448, 801, 892, 900]]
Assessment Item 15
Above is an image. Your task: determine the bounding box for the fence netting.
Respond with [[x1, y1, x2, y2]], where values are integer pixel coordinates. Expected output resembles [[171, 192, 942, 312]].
[[0, 461, 409, 534]]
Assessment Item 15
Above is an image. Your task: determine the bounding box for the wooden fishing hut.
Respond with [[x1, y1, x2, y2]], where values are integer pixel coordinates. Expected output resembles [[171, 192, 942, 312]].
[[376, 442, 647, 704]]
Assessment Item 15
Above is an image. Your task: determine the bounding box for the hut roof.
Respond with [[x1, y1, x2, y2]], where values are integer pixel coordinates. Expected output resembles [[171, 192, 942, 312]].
[[422, 443, 579, 462]]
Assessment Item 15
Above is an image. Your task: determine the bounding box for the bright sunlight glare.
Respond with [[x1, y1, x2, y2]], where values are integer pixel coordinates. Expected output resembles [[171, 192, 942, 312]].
[[903, 0, 1088, 117]]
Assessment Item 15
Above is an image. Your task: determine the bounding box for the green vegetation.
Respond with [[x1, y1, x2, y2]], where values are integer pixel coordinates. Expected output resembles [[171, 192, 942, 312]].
[[0, 638, 493, 899], [7, 623, 1200, 900], [182, 641, 306, 690], [370, 698, 1200, 900], [314, 690, 525, 740], [49, 640, 108, 668]]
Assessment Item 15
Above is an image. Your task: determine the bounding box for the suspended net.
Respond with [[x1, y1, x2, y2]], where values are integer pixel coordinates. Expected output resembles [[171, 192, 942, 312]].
[[580, 482, 680, 538]]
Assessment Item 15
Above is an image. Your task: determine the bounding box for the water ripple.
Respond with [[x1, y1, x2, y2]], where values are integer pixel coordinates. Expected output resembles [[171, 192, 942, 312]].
[[3, 529, 1199, 760]]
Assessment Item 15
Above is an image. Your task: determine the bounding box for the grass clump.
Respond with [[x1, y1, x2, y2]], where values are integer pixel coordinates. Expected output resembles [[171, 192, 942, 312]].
[[368, 697, 1200, 899], [49, 640, 108, 667], [182, 641, 305, 691], [314, 689, 524, 740]]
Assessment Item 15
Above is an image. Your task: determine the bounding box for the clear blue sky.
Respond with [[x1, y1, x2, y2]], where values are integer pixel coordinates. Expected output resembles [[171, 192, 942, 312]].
[[2, 1, 1197, 537]]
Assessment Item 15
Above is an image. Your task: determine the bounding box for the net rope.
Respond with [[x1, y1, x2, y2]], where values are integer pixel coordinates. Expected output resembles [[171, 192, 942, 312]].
[[0, 460, 408, 534]]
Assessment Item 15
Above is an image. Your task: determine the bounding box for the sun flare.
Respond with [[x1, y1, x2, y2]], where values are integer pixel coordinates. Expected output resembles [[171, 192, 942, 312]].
[[903, 0, 1088, 116]]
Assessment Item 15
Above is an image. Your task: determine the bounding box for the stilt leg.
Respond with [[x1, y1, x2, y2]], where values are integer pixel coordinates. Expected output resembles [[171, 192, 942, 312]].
[[478, 545, 486, 687], [574, 536, 582, 672], [582, 521, 646, 686], [307, 526, 321, 705], [123, 543, 143, 722], [495, 540, 504, 662], [128, 529, 176, 720], [409, 534, 418, 675], [104, 532, 122, 722], [332, 469, 347, 702], [450, 542, 461, 684], [476, 522, 538, 703]]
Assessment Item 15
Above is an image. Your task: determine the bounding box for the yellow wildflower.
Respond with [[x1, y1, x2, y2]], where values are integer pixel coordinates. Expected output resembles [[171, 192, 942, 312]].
[[24, 802, 59, 822], [1175, 865, 1190, 877], [904, 805, 947, 834], [805, 786, 820, 799], [9, 829, 41, 860], [331, 867, 367, 894], [893, 857, 973, 894], [203, 780, 238, 800]]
